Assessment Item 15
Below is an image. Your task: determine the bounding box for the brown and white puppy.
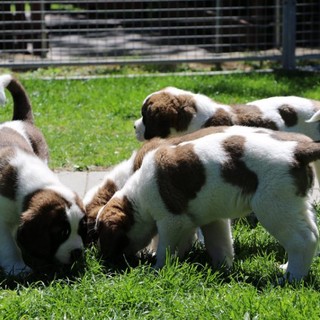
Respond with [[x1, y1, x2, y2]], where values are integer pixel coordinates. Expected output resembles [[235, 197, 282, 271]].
[[134, 87, 320, 142], [0, 74, 87, 275], [134, 87, 320, 184], [96, 126, 320, 282], [83, 127, 235, 242]]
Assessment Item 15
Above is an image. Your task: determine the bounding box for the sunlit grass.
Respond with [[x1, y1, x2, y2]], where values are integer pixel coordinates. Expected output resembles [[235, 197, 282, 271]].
[[0, 69, 320, 319]]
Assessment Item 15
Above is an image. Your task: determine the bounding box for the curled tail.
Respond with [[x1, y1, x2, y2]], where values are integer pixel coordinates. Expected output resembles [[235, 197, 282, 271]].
[[0, 74, 34, 123], [306, 109, 320, 123]]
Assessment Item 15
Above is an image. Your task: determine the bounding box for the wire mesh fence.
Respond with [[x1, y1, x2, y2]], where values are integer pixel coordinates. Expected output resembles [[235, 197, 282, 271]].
[[0, 1, 319, 70]]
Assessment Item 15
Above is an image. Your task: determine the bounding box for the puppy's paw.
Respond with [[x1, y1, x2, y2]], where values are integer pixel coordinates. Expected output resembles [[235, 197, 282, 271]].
[[3, 262, 32, 276]]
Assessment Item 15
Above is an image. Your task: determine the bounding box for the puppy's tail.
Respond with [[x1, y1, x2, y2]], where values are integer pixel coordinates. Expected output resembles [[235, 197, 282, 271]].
[[0, 74, 34, 123], [305, 110, 320, 123]]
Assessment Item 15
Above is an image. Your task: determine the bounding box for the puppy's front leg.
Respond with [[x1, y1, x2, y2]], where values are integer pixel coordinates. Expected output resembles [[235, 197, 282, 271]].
[[0, 226, 31, 275], [154, 218, 194, 269], [201, 219, 234, 269]]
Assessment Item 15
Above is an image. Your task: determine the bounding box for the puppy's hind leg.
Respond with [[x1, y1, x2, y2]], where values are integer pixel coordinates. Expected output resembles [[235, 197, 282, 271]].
[[154, 217, 195, 269], [201, 219, 234, 269], [0, 226, 31, 275], [255, 201, 318, 281]]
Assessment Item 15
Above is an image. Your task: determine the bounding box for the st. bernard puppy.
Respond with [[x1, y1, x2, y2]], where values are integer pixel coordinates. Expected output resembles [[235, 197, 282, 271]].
[[134, 87, 320, 142], [0, 74, 87, 275], [96, 126, 320, 281], [84, 127, 244, 241]]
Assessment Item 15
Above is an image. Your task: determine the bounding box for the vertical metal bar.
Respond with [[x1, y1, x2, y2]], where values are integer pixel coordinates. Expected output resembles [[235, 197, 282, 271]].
[[215, 0, 221, 52], [275, 0, 281, 48], [282, 0, 296, 70], [40, 0, 46, 58]]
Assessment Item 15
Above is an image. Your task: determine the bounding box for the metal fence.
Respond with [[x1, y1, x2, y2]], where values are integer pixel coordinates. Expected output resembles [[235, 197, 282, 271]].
[[0, 1, 319, 70]]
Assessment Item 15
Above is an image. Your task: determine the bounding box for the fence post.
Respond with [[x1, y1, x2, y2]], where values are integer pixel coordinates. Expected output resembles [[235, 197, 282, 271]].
[[282, 0, 296, 70]]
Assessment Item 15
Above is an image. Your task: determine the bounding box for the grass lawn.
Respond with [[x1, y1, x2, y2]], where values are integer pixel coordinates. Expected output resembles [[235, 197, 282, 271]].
[[1, 69, 320, 319]]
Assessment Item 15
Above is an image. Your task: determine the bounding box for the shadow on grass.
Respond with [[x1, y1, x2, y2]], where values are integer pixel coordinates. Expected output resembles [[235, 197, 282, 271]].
[[0, 252, 88, 290]]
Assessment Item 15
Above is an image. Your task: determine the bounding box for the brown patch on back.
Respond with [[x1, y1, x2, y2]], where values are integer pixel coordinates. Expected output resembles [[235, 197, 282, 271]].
[[221, 135, 258, 194], [270, 130, 312, 143], [142, 92, 197, 139], [203, 108, 234, 127], [155, 143, 206, 214], [290, 139, 317, 197], [0, 148, 18, 200], [168, 126, 227, 145], [97, 196, 135, 258], [133, 127, 228, 172], [278, 104, 298, 127], [233, 104, 279, 130], [203, 104, 279, 130], [0, 127, 33, 153], [133, 138, 166, 171], [23, 122, 49, 162]]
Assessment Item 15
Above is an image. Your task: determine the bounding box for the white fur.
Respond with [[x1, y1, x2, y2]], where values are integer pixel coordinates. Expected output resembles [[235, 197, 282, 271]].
[[248, 96, 319, 140], [83, 151, 136, 206], [0, 74, 12, 106], [100, 128, 319, 281], [55, 203, 85, 264]]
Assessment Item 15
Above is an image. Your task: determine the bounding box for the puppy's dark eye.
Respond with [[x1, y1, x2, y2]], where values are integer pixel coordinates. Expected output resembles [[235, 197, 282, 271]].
[[60, 228, 70, 240], [52, 224, 71, 242]]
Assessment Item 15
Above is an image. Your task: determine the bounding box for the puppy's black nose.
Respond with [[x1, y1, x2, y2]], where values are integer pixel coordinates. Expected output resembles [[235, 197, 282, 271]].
[[70, 248, 83, 262]]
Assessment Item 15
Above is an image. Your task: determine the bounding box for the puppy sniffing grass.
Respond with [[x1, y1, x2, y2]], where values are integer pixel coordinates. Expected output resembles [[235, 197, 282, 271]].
[[96, 126, 320, 282], [0, 75, 87, 275]]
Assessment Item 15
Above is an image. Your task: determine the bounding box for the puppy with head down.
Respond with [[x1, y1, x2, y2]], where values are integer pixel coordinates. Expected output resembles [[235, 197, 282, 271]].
[[134, 87, 320, 141], [0, 74, 87, 275], [96, 126, 320, 282]]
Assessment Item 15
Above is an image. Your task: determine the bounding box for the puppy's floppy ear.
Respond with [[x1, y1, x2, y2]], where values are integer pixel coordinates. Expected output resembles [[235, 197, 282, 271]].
[[175, 95, 196, 131], [16, 210, 52, 267], [98, 221, 129, 259]]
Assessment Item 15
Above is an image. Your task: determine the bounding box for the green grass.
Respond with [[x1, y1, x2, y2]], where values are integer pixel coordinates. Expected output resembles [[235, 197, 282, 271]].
[[1, 69, 320, 318], [1, 220, 320, 319], [2, 70, 320, 169]]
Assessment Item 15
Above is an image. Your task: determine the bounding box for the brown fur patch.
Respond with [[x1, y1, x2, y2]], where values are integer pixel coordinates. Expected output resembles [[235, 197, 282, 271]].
[[97, 196, 135, 258], [155, 143, 206, 214], [266, 132, 315, 196], [278, 104, 298, 127], [221, 135, 258, 194], [85, 179, 118, 224], [233, 104, 279, 130], [168, 126, 227, 145], [133, 138, 166, 172], [203, 104, 279, 130], [0, 148, 18, 200], [142, 92, 196, 139], [133, 127, 228, 173], [0, 127, 33, 154], [270, 130, 312, 143], [290, 139, 317, 197], [203, 108, 234, 127], [23, 122, 49, 162]]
